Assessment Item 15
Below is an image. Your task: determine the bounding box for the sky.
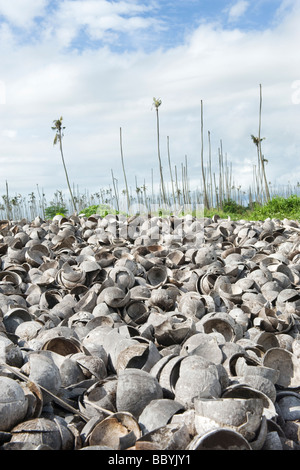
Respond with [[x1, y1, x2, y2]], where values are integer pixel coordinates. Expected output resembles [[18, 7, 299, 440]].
[[0, 0, 300, 208]]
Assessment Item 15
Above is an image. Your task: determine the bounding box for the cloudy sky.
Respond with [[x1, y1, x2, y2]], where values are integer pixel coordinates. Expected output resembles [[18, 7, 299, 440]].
[[0, 0, 300, 207]]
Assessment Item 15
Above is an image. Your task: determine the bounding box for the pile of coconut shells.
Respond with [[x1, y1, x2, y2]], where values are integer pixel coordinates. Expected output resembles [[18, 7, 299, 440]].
[[1, 211, 300, 450]]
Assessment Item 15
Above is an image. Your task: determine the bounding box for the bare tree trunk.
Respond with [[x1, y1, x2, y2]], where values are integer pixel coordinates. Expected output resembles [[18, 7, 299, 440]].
[[111, 169, 119, 212], [200, 100, 209, 209], [258, 84, 270, 202], [154, 101, 167, 206], [59, 133, 77, 213], [208, 130, 213, 208], [167, 136, 176, 206], [119, 127, 130, 214]]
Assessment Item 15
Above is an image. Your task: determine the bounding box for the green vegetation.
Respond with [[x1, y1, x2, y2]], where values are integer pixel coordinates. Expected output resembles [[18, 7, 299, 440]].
[[204, 195, 300, 221], [1, 189, 300, 222], [79, 204, 119, 218], [77, 195, 300, 222], [249, 195, 300, 221], [44, 204, 68, 219]]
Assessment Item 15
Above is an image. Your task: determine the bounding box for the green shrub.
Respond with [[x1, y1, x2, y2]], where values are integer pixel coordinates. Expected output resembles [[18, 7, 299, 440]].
[[250, 195, 300, 220], [80, 204, 118, 218], [221, 198, 246, 215], [45, 204, 68, 219], [204, 198, 250, 220], [204, 195, 300, 221]]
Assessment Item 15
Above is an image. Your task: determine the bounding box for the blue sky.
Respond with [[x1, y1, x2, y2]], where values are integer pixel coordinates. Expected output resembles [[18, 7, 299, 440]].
[[0, 0, 300, 209], [1, 0, 291, 51]]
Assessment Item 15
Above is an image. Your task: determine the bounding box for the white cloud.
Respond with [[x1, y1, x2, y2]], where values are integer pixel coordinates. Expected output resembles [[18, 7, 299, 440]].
[[0, 0, 49, 27], [227, 1, 250, 22], [47, 0, 159, 47], [0, 78, 5, 104], [1, 129, 17, 139]]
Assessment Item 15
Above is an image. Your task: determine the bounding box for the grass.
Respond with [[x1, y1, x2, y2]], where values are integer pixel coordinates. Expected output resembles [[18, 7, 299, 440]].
[[79, 204, 120, 218], [249, 194, 300, 221], [1, 186, 300, 223], [75, 195, 300, 223], [204, 195, 300, 221]]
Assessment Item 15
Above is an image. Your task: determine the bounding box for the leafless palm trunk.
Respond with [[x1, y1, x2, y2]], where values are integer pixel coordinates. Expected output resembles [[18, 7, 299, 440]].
[[200, 100, 209, 209], [258, 84, 270, 202], [119, 127, 130, 214]]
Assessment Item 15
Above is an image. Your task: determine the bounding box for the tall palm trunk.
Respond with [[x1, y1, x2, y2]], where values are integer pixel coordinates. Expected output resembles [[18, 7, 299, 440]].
[[153, 98, 167, 206], [52, 117, 77, 213], [119, 127, 130, 214], [258, 84, 270, 202], [200, 100, 209, 209]]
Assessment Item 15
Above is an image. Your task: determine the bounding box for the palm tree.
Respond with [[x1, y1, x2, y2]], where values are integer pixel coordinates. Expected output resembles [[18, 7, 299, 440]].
[[153, 97, 167, 206], [51, 116, 77, 213]]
